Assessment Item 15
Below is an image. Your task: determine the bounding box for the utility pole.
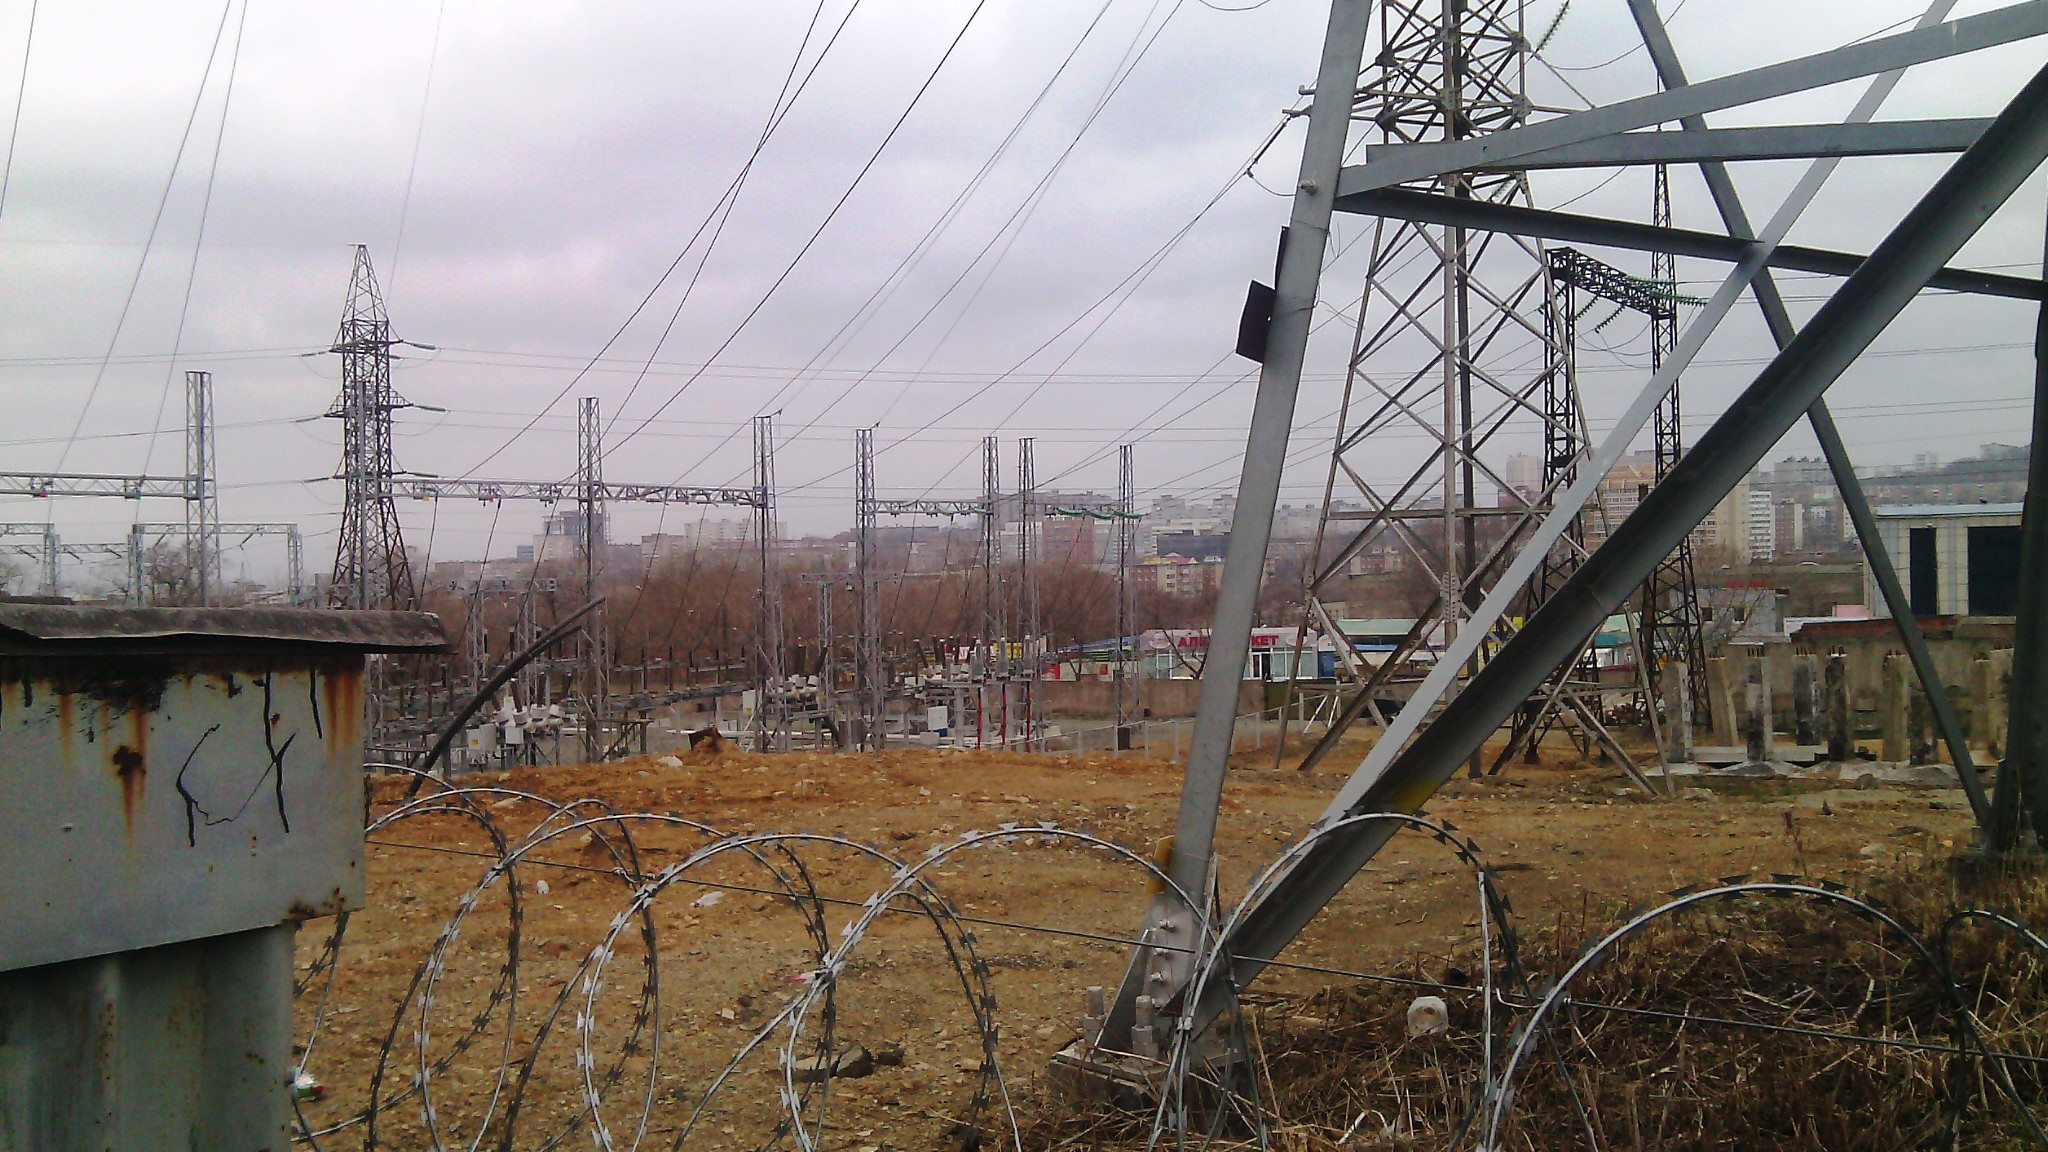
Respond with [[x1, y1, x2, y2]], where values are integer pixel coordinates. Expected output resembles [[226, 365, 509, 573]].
[[1641, 160, 1710, 728], [184, 371, 220, 606], [981, 436, 1004, 747], [1115, 444, 1136, 738], [578, 396, 608, 763], [1018, 437, 1040, 751], [326, 246, 416, 610], [854, 428, 883, 749], [755, 414, 788, 751]]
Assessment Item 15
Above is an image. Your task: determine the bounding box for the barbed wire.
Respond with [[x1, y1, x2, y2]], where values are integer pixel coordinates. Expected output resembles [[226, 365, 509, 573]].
[[295, 774, 2048, 1150]]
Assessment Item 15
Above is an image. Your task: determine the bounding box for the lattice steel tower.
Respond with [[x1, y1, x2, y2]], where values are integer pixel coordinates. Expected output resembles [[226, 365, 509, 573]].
[[754, 414, 788, 751], [853, 427, 883, 749], [184, 370, 220, 606], [1640, 163, 1709, 712], [578, 396, 609, 762], [1299, 0, 1579, 767], [326, 246, 417, 610]]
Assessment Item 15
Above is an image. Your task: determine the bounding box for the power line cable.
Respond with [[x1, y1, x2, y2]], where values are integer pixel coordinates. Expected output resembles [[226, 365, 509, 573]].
[[456, 0, 857, 480], [0, 0, 35, 222], [387, 0, 449, 303], [670, 0, 1195, 501], [598, 0, 846, 437], [598, 0, 997, 464], [143, 0, 249, 481], [52, 1, 236, 474], [819, 0, 1192, 433], [729, 0, 1130, 433]]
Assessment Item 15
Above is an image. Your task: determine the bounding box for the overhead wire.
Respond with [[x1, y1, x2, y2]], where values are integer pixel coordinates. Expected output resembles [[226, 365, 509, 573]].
[[598, 0, 998, 465], [611, 0, 1136, 504], [701, 0, 1221, 499], [455, 0, 857, 481], [597, 0, 847, 439], [864, 0, 1193, 428], [142, 0, 249, 482], [51, 0, 237, 474], [730, 0, 1129, 428], [610, 0, 1171, 647], [0, 0, 34, 222], [386, 0, 449, 303], [773, 104, 1293, 502]]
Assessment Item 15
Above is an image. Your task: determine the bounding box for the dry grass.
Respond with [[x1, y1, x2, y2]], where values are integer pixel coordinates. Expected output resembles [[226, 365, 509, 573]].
[[1013, 861, 2048, 1152]]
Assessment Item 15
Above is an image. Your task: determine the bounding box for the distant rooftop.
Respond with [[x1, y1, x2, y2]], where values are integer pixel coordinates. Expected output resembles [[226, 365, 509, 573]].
[[1872, 503, 2025, 518]]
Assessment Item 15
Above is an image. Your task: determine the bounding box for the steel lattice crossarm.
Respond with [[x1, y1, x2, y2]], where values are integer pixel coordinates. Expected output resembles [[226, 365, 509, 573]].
[[0, 473, 194, 500], [869, 498, 988, 518], [1042, 504, 1140, 521], [389, 476, 763, 508], [1548, 247, 1676, 321]]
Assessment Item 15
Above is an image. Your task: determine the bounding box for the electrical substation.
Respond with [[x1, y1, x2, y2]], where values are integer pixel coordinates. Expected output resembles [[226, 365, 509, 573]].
[[3, 1, 2048, 1148]]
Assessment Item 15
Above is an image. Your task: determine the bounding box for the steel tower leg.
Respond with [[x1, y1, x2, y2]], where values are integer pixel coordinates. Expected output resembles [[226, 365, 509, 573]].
[[1102, 0, 1372, 1049], [1991, 207, 2048, 851]]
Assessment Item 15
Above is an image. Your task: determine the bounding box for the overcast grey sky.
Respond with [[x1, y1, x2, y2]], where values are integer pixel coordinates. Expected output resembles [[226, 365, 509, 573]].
[[0, 0, 2042, 589]]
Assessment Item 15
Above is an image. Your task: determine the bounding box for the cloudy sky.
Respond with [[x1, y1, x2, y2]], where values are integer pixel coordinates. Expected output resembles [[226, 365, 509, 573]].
[[0, 0, 2042, 590]]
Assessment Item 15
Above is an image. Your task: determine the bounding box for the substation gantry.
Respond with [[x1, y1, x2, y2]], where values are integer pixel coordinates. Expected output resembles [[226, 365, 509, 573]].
[[392, 400, 786, 761], [0, 370, 281, 607], [316, 245, 790, 759]]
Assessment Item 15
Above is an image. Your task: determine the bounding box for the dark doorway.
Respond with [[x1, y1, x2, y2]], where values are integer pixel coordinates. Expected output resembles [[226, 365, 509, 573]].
[[1967, 524, 2022, 615], [1908, 527, 1938, 616]]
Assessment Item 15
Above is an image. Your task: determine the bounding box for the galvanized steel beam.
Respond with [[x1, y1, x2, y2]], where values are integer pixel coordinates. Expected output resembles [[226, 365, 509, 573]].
[[1336, 2, 2048, 195], [1103, 0, 1373, 1047], [1334, 187, 2046, 300], [1360, 117, 1989, 173], [0, 472, 194, 500]]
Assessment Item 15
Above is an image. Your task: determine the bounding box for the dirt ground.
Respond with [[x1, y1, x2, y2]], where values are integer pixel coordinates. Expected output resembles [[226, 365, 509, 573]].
[[292, 733, 1979, 1149]]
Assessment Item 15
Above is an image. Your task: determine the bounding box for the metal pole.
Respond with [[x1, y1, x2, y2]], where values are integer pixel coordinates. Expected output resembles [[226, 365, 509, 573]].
[[1019, 437, 1040, 751], [578, 397, 606, 763], [185, 371, 218, 606], [127, 524, 145, 604], [981, 436, 1001, 749], [855, 428, 882, 750], [755, 414, 786, 752], [1106, 0, 1372, 1045], [1115, 444, 1135, 739], [40, 524, 58, 598]]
